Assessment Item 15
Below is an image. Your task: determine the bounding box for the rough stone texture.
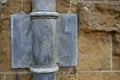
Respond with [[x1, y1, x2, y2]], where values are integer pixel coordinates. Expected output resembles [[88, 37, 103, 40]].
[[0, 74, 4, 80], [56, 0, 70, 13], [56, 0, 77, 13], [59, 67, 75, 73], [19, 74, 32, 80], [0, 31, 11, 71], [104, 73, 120, 80], [77, 73, 103, 80], [6, 74, 32, 80], [82, 73, 120, 80], [5, 73, 103, 80], [113, 32, 120, 56], [5, 73, 120, 80], [57, 73, 77, 80], [2, 0, 31, 15], [6, 74, 15, 80], [113, 57, 120, 70], [77, 31, 111, 71], [78, 2, 120, 32], [57, 73, 120, 80]]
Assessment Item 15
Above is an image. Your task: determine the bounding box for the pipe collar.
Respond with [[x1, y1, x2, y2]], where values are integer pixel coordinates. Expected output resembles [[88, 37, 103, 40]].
[[30, 12, 59, 18], [30, 64, 59, 73]]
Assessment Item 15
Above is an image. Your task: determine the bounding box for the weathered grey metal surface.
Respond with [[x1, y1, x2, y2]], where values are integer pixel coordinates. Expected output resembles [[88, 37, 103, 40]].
[[56, 14, 78, 66], [32, 0, 56, 12], [30, 65, 58, 73], [33, 73, 56, 80], [30, 12, 59, 17], [31, 18, 57, 70], [11, 14, 78, 68], [11, 14, 32, 68]]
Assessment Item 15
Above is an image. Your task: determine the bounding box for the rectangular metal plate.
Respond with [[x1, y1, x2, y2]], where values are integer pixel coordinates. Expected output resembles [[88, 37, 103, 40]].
[[11, 14, 32, 68], [56, 14, 78, 66], [11, 14, 78, 68]]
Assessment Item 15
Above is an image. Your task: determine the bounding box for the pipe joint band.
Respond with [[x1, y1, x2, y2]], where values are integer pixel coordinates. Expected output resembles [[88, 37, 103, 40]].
[[30, 65, 59, 73], [30, 12, 59, 18]]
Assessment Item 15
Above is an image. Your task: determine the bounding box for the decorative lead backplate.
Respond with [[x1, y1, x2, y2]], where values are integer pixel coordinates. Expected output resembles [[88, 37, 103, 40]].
[[11, 14, 78, 68]]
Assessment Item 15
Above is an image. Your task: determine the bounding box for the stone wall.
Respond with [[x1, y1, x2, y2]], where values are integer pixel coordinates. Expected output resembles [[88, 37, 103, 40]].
[[0, 0, 120, 80]]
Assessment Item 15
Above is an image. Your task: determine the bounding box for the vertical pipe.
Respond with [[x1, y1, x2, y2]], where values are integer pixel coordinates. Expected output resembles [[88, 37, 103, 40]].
[[30, 0, 59, 80]]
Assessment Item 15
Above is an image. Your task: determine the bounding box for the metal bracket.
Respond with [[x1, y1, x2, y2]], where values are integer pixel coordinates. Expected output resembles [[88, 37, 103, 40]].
[[11, 13, 78, 68]]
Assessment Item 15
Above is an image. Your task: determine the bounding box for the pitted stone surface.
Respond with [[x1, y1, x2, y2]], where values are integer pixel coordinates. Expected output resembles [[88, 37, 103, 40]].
[[11, 14, 32, 68], [78, 2, 120, 32]]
